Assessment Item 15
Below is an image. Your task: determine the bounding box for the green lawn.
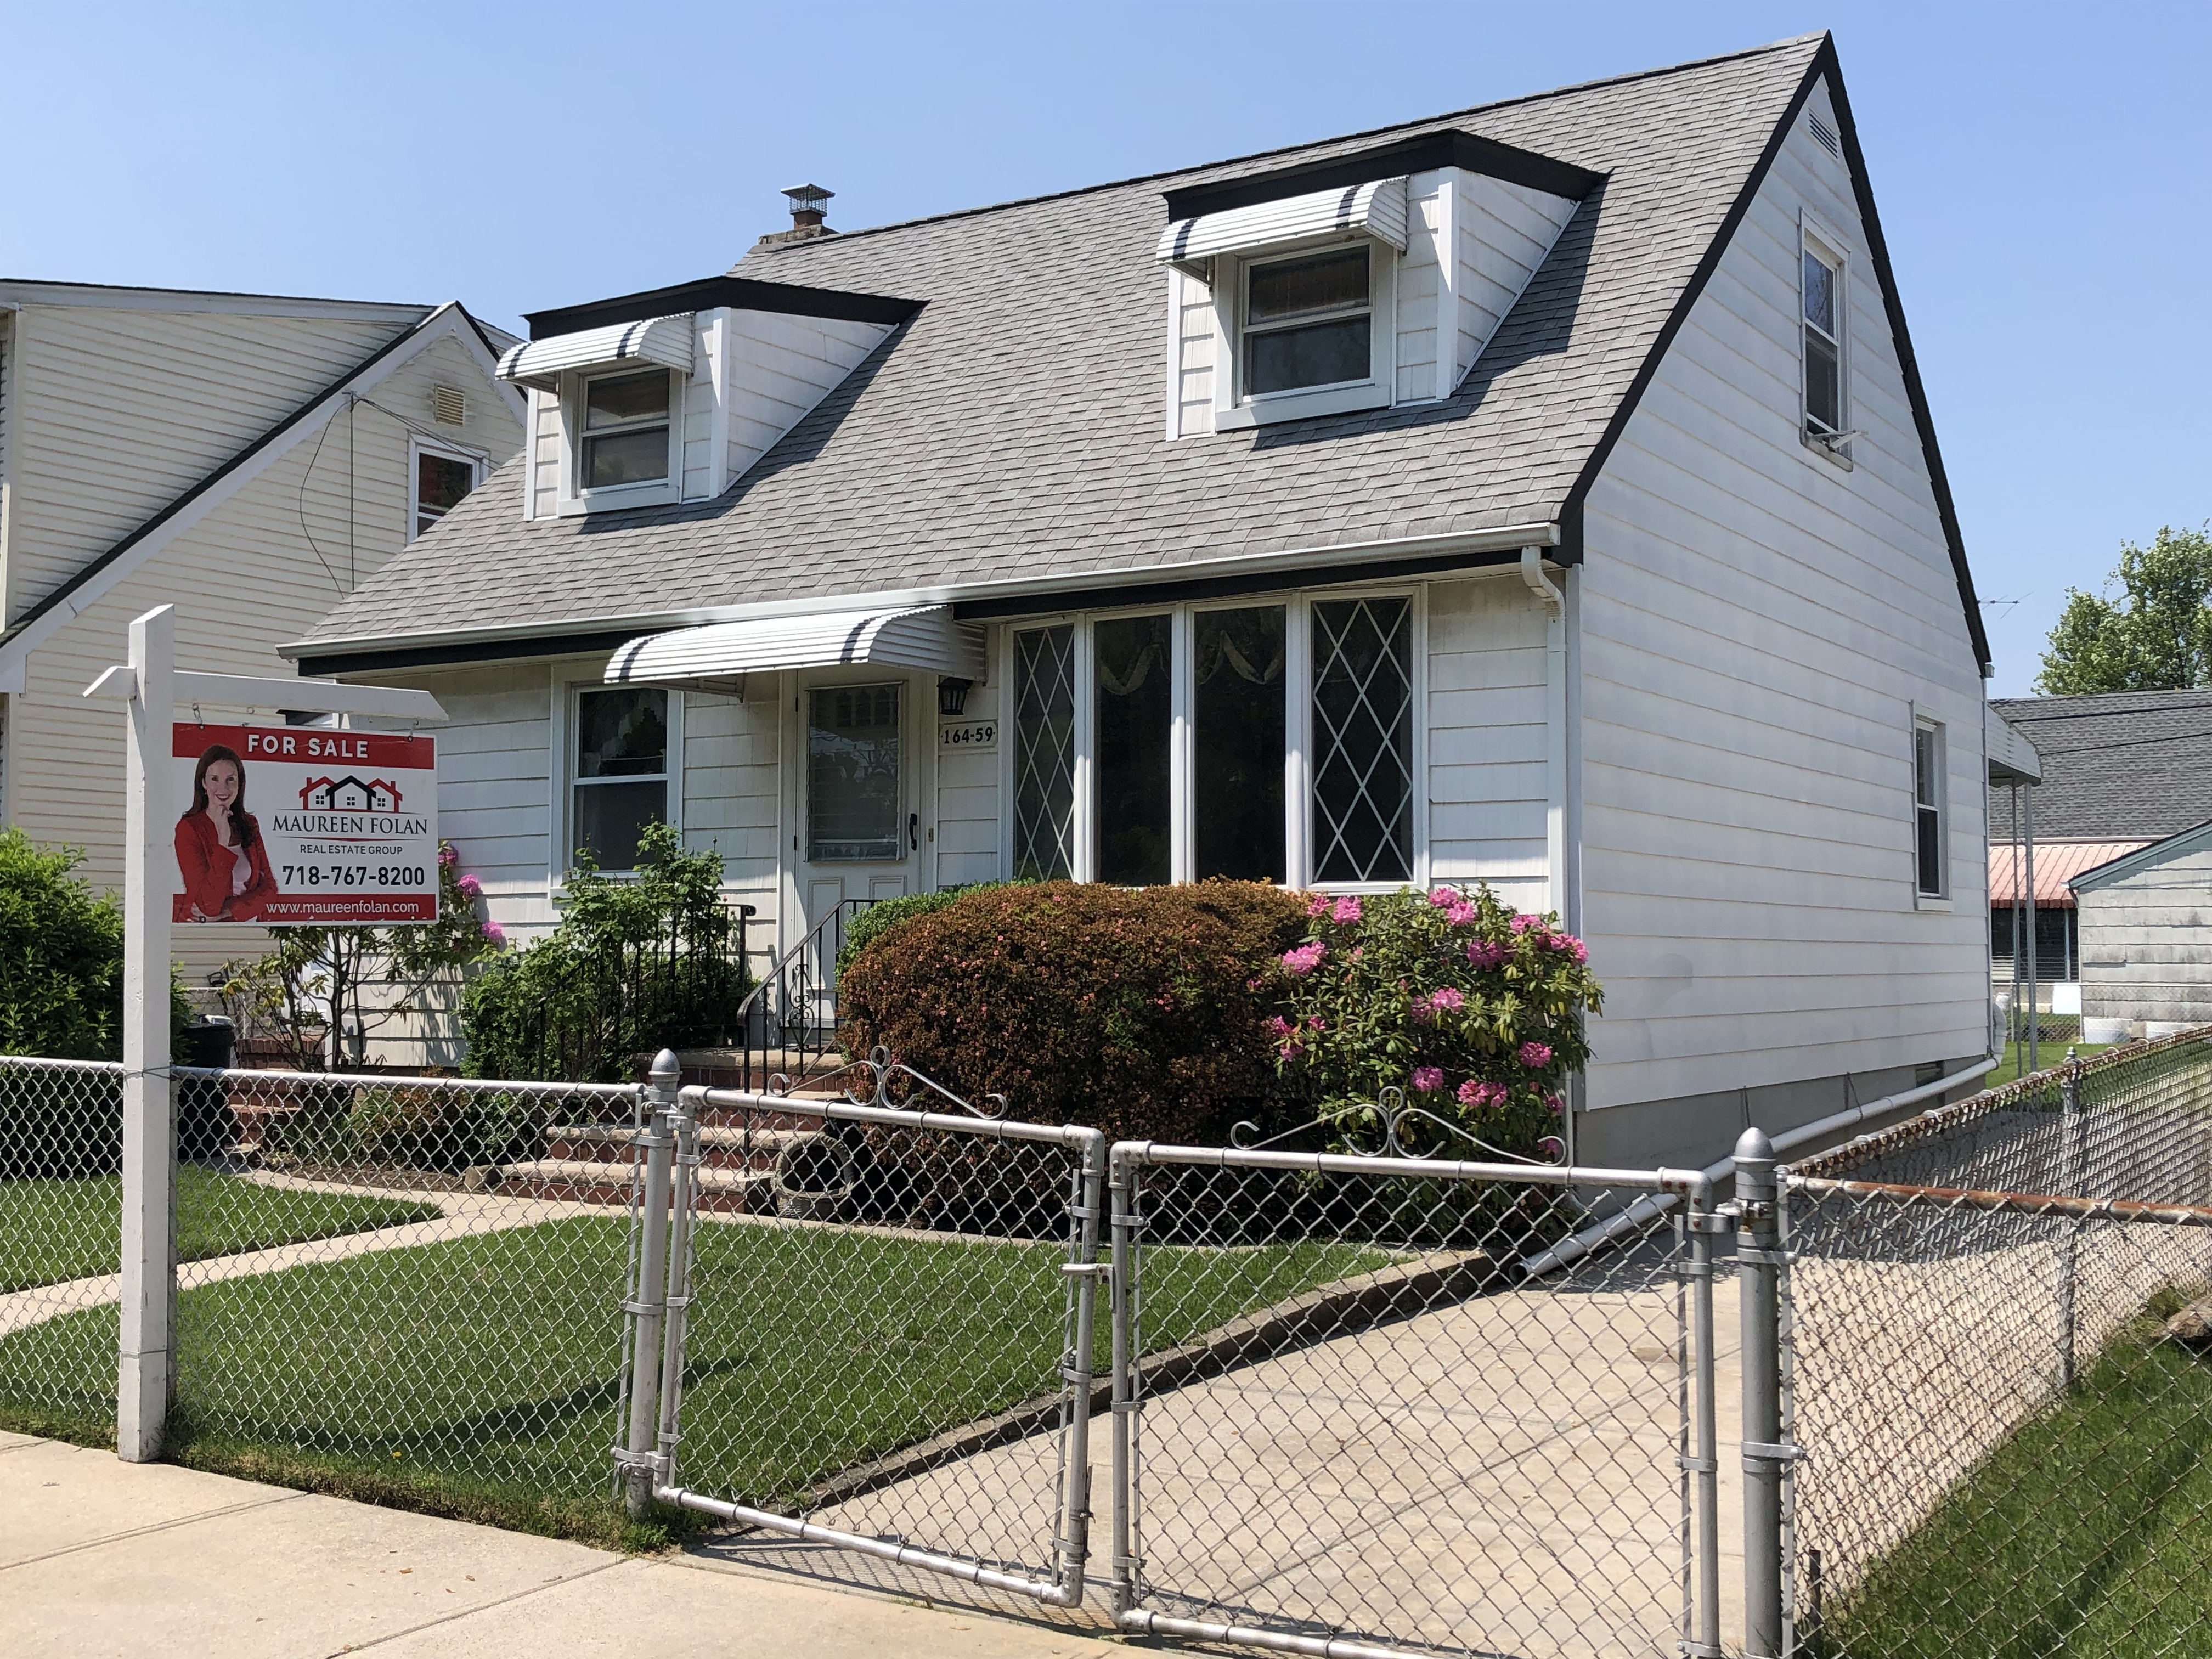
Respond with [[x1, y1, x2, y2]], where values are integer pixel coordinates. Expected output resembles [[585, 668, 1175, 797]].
[[0, 1215, 1383, 1549], [0, 1165, 440, 1293], [1984, 1041, 2117, 1089], [1813, 1326, 2212, 1657]]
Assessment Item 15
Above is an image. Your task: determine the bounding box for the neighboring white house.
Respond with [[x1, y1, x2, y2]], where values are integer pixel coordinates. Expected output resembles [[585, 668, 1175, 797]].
[[285, 34, 1999, 1165], [2071, 823, 2212, 1036], [0, 280, 526, 986]]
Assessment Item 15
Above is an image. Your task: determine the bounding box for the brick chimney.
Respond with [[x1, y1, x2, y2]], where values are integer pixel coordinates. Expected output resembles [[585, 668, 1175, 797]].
[[754, 183, 836, 250]]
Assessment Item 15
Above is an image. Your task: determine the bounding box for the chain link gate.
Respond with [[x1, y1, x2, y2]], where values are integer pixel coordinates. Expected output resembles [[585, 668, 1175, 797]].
[[623, 1052, 1109, 1608], [1103, 1131, 1721, 1659]]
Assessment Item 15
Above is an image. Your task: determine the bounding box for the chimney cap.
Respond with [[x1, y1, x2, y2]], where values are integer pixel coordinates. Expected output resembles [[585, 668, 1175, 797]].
[[782, 183, 834, 212]]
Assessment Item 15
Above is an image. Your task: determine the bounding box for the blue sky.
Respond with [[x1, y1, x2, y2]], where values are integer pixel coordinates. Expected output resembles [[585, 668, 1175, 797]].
[[3, 1, 2204, 695]]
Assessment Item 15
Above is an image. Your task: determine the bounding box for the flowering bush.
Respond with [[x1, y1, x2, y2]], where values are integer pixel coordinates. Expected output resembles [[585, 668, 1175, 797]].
[[1271, 883, 1602, 1157]]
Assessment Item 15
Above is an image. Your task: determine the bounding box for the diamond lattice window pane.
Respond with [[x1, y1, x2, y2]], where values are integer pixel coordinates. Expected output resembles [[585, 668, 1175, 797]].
[[1311, 597, 1412, 883], [1013, 625, 1075, 880]]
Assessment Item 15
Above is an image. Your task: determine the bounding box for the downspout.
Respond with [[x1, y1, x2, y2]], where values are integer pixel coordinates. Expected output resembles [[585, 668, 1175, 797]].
[[1520, 548, 1572, 1160]]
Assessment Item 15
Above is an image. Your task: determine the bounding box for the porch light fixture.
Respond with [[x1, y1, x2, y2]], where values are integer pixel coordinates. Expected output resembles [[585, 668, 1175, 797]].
[[937, 677, 972, 717]]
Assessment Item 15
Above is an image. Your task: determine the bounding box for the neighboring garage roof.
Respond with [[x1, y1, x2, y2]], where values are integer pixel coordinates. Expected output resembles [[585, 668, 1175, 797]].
[[1990, 839, 2153, 907], [2071, 819, 2212, 897], [292, 32, 1989, 677], [1990, 691, 2212, 840]]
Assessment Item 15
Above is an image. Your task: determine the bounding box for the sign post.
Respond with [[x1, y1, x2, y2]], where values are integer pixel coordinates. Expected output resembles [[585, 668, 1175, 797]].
[[86, 604, 444, 1461]]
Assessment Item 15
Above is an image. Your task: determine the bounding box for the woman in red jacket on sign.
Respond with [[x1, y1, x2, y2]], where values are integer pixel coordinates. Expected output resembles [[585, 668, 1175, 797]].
[[176, 745, 279, 922]]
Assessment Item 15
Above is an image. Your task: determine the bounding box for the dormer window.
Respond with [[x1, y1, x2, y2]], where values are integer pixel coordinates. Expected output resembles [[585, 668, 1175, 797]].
[[579, 369, 673, 491], [1244, 247, 1373, 397], [1799, 222, 1850, 460]]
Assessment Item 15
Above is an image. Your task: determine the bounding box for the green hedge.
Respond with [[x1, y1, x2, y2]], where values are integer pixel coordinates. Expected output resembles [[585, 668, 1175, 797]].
[[838, 880, 1308, 1142]]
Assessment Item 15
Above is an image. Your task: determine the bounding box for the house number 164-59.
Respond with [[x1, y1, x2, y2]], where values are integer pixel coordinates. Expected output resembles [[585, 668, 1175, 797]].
[[939, 720, 997, 752]]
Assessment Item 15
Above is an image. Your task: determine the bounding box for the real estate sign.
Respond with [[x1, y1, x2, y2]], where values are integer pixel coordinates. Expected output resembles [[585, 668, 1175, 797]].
[[171, 723, 438, 926]]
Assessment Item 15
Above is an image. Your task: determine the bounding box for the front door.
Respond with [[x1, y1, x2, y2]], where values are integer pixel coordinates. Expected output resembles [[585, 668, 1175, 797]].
[[795, 676, 922, 1020]]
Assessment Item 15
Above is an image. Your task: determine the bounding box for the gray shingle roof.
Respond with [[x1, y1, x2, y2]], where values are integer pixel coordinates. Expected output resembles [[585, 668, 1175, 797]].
[[1990, 691, 2212, 840], [297, 35, 1832, 658]]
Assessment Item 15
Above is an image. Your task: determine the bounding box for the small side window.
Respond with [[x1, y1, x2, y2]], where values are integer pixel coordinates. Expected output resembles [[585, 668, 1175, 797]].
[[1802, 239, 1846, 439], [413, 447, 479, 540], [573, 686, 670, 870], [1914, 718, 1946, 899]]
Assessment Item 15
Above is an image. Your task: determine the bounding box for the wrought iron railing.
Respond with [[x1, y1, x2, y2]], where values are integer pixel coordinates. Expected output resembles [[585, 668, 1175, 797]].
[[726, 898, 878, 1091]]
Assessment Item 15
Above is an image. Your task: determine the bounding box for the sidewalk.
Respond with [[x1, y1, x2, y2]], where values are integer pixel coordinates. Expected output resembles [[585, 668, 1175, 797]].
[[0, 1432, 1124, 1659]]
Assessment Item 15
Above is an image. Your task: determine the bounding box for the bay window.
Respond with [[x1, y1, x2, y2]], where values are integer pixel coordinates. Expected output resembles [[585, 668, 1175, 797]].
[[1008, 591, 1414, 889]]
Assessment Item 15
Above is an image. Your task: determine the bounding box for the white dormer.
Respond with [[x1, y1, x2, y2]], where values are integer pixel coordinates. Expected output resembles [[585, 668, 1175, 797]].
[[1160, 134, 1598, 438], [500, 278, 915, 519]]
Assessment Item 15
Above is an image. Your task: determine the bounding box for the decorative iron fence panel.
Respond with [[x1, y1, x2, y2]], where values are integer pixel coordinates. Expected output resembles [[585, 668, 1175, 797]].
[[1109, 1143, 1717, 1659]]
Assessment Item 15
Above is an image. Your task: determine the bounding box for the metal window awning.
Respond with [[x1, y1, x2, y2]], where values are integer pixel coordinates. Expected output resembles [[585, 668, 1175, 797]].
[[604, 605, 988, 695], [1155, 177, 1409, 274], [495, 314, 695, 390]]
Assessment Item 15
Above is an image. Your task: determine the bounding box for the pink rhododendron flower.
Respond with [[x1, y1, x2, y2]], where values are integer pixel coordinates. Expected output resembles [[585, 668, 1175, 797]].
[[1279, 1040, 1306, 1062], [1465, 941, 1506, 969], [455, 872, 482, 898], [1427, 986, 1465, 1013], [1544, 1093, 1565, 1115], [1412, 997, 1436, 1026], [1307, 1015, 1325, 1030], [1428, 885, 1458, 907], [1281, 941, 1327, 977], [1266, 1015, 1295, 1037], [1330, 895, 1363, 924], [481, 920, 506, 946], [438, 845, 459, 865], [1518, 1040, 1553, 1068], [1445, 901, 1477, 926], [1411, 1066, 1446, 1093], [1458, 1079, 1505, 1109], [1509, 913, 1542, 935], [1306, 893, 1331, 918]]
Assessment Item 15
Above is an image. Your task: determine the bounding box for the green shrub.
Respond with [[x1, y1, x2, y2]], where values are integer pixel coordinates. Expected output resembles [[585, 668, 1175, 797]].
[[1271, 884, 1603, 1159], [836, 882, 1028, 976], [265, 1081, 539, 1173], [837, 880, 1308, 1142], [462, 824, 748, 1083]]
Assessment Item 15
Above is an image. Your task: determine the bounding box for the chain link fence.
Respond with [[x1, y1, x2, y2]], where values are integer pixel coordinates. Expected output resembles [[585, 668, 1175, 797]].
[[1109, 1146, 1712, 1659], [1783, 1031, 2212, 1658], [0, 1056, 129, 1440]]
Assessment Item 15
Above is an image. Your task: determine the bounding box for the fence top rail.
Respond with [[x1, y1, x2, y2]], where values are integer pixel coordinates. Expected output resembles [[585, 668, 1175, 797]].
[[1789, 1026, 2212, 1182], [167, 1063, 645, 1100], [684, 1084, 1105, 1153], [0, 1053, 126, 1075], [1786, 1172, 2212, 1228], [1114, 1138, 1704, 1194]]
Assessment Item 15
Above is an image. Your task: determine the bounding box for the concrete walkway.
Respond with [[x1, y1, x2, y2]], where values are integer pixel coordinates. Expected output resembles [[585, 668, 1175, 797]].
[[0, 1432, 1122, 1659]]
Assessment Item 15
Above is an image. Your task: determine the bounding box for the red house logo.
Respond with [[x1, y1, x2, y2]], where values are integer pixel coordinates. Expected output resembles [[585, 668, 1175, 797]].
[[298, 776, 404, 811]]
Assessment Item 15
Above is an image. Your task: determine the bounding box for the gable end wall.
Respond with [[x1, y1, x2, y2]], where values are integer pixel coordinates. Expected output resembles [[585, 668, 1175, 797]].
[[1575, 74, 1990, 1113]]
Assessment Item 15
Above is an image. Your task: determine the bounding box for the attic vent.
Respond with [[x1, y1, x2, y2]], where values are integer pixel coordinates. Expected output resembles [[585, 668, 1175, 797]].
[[1808, 115, 1842, 160], [431, 384, 466, 427]]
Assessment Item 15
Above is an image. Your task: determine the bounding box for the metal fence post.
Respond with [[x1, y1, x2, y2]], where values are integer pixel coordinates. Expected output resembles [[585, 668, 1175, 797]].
[[118, 604, 176, 1464], [622, 1049, 681, 1516], [1736, 1127, 1788, 1659], [653, 1080, 701, 1496], [1106, 1147, 1141, 1618], [1683, 1176, 1723, 1658], [2057, 1054, 2081, 1390]]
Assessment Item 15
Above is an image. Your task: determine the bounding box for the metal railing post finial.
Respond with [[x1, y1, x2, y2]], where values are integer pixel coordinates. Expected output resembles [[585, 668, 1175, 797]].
[[1735, 1126, 1791, 1659]]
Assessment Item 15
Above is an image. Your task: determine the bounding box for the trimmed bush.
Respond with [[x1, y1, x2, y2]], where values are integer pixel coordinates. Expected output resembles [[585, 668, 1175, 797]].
[[838, 880, 1308, 1143], [835, 882, 1025, 977]]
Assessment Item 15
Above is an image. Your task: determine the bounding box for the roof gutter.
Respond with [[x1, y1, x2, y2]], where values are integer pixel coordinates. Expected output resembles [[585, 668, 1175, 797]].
[[282, 520, 1562, 669]]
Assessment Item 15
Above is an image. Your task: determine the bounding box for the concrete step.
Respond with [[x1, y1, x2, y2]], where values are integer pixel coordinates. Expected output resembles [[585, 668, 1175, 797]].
[[541, 1123, 825, 1171], [493, 1158, 781, 1212]]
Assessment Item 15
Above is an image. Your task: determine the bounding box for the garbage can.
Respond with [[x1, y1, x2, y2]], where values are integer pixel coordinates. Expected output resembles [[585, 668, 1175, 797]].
[[177, 1016, 238, 1163]]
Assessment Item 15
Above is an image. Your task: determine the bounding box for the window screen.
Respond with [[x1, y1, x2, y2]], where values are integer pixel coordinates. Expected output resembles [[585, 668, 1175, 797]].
[[808, 685, 901, 861], [580, 369, 672, 489], [573, 686, 668, 869], [1914, 721, 1945, 897], [1012, 626, 1075, 880], [1094, 614, 1171, 885], [1245, 247, 1373, 397], [1194, 605, 1285, 882], [1311, 597, 1413, 883], [1803, 247, 1843, 435]]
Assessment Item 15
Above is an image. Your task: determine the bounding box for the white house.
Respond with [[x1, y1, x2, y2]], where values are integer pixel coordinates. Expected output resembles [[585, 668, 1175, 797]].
[[285, 34, 1998, 1165], [0, 279, 525, 986]]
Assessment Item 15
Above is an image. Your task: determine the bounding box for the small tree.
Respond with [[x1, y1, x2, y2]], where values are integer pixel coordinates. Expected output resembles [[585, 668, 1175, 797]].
[[2036, 524, 2212, 694], [213, 846, 499, 1070]]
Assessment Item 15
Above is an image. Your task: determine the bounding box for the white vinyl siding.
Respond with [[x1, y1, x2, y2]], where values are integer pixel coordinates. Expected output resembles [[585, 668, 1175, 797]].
[[2078, 840, 2212, 1028], [526, 387, 562, 520], [1574, 77, 1988, 1113], [934, 666, 1003, 888], [679, 684, 783, 921], [1425, 575, 1551, 910], [1454, 172, 1580, 382], [718, 310, 894, 494]]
